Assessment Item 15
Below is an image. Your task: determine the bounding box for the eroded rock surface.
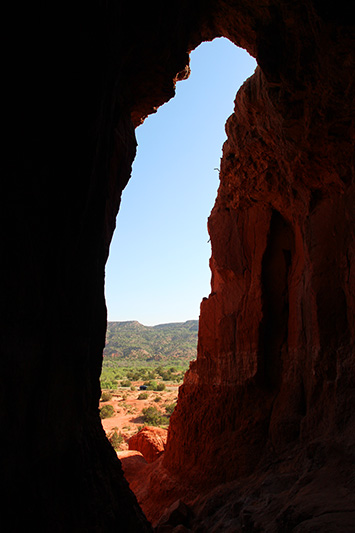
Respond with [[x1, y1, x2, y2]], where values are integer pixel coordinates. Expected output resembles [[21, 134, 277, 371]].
[[2, 1, 354, 531], [128, 426, 168, 463]]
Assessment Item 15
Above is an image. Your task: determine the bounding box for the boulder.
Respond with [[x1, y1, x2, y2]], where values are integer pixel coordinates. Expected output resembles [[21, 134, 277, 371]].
[[118, 450, 148, 479], [129, 426, 168, 463]]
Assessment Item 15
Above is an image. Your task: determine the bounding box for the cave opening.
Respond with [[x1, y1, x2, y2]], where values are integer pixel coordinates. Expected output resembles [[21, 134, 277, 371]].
[[105, 37, 257, 327], [101, 37, 256, 452]]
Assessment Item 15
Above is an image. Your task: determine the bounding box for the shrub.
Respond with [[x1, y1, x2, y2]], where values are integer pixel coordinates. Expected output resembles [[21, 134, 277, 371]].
[[100, 404, 115, 419], [120, 379, 131, 388], [101, 381, 115, 390], [159, 415, 169, 426], [138, 392, 148, 400], [109, 430, 124, 451], [142, 406, 169, 427], [100, 391, 112, 402], [144, 380, 166, 391], [147, 380, 157, 390], [165, 402, 176, 416]]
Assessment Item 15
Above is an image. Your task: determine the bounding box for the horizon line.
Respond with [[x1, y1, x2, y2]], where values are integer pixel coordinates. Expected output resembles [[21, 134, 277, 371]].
[[107, 318, 198, 327]]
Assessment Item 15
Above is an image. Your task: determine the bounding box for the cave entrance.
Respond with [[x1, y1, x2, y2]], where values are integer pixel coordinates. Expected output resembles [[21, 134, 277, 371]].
[[101, 38, 256, 449]]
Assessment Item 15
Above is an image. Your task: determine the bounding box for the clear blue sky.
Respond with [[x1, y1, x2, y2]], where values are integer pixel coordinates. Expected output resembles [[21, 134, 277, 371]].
[[105, 37, 256, 326]]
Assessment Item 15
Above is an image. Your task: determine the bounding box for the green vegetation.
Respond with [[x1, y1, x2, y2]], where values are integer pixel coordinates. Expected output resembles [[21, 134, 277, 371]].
[[138, 392, 149, 400], [100, 391, 112, 402], [165, 402, 177, 416], [99, 320, 195, 397], [100, 404, 115, 419], [108, 430, 124, 451], [142, 406, 169, 427], [100, 362, 188, 391], [104, 320, 198, 364]]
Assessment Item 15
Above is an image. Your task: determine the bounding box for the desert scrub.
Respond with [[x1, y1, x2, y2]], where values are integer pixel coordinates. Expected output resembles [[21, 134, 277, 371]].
[[109, 430, 124, 451], [100, 404, 115, 419], [142, 406, 169, 427], [144, 380, 166, 391], [138, 392, 149, 400], [165, 402, 176, 416], [100, 391, 112, 402]]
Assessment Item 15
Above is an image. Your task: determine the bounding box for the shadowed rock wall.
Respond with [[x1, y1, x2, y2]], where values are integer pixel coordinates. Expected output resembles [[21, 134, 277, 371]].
[[1, 0, 354, 530]]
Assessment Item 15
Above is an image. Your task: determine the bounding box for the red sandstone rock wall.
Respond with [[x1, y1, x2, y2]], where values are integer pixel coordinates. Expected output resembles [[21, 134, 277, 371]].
[[2, 1, 354, 530], [164, 3, 355, 489]]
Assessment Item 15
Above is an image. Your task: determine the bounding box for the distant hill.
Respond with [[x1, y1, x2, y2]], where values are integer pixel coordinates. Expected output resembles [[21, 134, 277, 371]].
[[104, 320, 198, 364]]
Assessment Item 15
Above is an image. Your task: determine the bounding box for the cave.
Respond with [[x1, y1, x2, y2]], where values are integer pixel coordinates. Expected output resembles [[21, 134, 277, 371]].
[[2, 2, 354, 532]]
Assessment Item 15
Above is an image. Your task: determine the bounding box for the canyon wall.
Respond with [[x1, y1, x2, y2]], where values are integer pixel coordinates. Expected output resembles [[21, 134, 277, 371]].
[[166, 22, 355, 485], [1, 0, 354, 530]]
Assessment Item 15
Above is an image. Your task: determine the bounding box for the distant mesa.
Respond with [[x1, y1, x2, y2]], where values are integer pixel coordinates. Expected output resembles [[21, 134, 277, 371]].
[[104, 320, 198, 364]]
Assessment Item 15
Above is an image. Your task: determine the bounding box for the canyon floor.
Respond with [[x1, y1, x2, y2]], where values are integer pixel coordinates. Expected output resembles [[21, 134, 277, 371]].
[[100, 382, 179, 446]]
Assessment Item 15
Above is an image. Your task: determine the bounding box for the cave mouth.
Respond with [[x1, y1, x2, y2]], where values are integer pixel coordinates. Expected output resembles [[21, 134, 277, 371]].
[[101, 37, 257, 448], [105, 37, 257, 328]]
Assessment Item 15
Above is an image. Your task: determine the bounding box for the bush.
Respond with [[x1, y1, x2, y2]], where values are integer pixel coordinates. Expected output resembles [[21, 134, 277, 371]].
[[165, 402, 176, 416], [138, 392, 148, 400], [100, 404, 115, 419], [142, 406, 169, 427], [100, 391, 112, 402], [147, 380, 157, 390], [120, 379, 131, 388], [109, 430, 124, 451], [144, 380, 166, 391], [101, 381, 115, 390]]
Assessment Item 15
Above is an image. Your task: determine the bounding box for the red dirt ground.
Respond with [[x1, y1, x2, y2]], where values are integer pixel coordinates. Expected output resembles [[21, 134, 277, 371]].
[[100, 381, 179, 448]]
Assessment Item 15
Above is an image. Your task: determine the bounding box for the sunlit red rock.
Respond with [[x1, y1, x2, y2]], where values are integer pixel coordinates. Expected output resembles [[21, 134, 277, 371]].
[[128, 426, 168, 463]]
